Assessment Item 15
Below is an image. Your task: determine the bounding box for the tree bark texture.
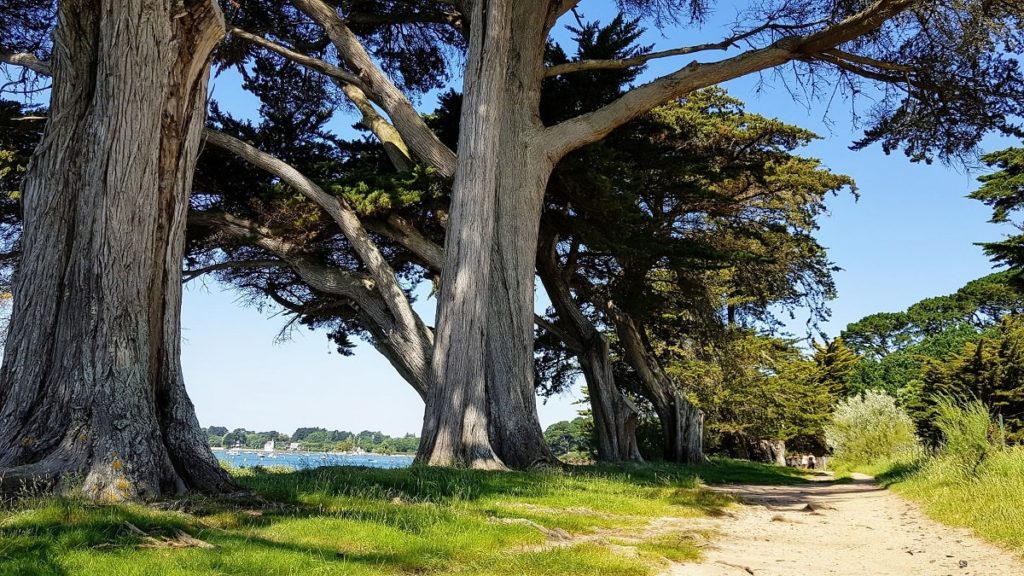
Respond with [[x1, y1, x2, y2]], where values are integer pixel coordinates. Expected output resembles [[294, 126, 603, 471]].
[[607, 304, 706, 464], [537, 233, 641, 462], [0, 0, 231, 500], [418, 0, 558, 469]]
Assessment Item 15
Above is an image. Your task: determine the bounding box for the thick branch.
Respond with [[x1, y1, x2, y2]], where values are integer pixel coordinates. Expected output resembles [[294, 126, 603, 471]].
[[203, 128, 427, 344], [543, 0, 920, 157], [192, 210, 433, 395], [0, 53, 51, 76], [292, 0, 457, 177], [189, 211, 388, 328], [365, 214, 443, 272], [337, 82, 415, 171]]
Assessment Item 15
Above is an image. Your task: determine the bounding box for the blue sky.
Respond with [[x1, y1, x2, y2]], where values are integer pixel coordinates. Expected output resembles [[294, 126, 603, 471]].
[[181, 2, 1015, 437]]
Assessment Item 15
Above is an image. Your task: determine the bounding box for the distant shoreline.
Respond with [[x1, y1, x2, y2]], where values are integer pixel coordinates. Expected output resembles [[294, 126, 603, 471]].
[[211, 447, 415, 458]]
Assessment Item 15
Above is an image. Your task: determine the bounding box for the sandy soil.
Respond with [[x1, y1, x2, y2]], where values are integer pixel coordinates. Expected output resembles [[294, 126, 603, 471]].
[[668, 473, 1024, 576]]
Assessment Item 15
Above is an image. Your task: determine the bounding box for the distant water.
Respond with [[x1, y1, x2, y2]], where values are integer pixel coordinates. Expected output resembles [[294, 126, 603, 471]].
[[215, 449, 414, 470]]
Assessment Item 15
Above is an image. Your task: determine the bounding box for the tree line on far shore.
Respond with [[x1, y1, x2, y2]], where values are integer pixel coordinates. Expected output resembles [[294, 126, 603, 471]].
[[203, 426, 420, 454]]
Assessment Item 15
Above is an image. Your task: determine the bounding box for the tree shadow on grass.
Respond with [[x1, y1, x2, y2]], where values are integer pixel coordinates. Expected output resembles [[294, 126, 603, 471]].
[[0, 501, 656, 576], [235, 457, 804, 509], [0, 459, 787, 575], [873, 459, 927, 487]]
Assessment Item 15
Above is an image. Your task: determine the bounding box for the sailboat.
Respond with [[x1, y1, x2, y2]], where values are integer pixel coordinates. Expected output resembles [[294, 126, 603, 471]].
[[261, 439, 277, 458]]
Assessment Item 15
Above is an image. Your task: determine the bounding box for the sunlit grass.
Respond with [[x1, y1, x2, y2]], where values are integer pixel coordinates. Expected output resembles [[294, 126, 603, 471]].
[[0, 458, 802, 575]]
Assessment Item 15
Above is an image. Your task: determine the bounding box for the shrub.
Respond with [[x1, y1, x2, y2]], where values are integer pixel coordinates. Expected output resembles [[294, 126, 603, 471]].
[[825, 390, 921, 465]]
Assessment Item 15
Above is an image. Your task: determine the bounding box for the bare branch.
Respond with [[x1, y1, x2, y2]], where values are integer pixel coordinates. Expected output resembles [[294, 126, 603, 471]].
[[546, 41, 735, 77], [821, 48, 912, 73]]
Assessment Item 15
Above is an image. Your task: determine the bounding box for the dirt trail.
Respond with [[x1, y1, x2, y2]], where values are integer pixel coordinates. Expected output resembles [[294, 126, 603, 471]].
[[669, 473, 1023, 576]]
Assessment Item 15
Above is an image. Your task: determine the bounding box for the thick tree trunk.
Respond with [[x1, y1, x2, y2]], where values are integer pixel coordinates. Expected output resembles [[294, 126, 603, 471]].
[[0, 0, 230, 500], [607, 304, 706, 464], [418, 0, 557, 469], [537, 232, 641, 462]]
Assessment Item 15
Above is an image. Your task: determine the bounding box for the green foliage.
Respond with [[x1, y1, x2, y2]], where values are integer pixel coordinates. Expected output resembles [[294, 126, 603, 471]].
[[841, 273, 1023, 408], [544, 417, 594, 457], [824, 391, 921, 466], [811, 337, 858, 395], [679, 330, 834, 450], [971, 147, 1024, 285], [841, 312, 914, 359], [918, 317, 1024, 443], [331, 164, 445, 216]]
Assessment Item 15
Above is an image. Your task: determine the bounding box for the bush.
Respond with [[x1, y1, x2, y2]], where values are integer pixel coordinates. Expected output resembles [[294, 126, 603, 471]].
[[825, 390, 921, 465]]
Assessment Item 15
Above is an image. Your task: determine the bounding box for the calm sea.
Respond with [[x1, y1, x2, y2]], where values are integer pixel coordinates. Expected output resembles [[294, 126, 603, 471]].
[[214, 449, 414, 470]]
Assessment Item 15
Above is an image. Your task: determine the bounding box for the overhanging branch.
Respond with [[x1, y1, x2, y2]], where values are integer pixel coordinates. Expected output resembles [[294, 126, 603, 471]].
[[1, 53, 51, 76], [542, 0, 920, 157]]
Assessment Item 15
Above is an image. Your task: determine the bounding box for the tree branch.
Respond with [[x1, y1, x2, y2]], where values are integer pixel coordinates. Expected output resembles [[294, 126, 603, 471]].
[[203, 128, 434, 351], [182, 259, 282, 283], [545, 39, 736, 78], [365, 214, 443, 272], [542, 0, 920, 157], [292, 0, 457, 177], [1, 53, 51, 76], [229, 27, 364, 87], [0, 53, 51, 76]]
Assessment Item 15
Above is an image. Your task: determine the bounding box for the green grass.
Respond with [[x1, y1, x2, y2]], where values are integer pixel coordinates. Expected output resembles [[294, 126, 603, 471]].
[[870, 447, 1024, 557], [0, 458, 803, 576]]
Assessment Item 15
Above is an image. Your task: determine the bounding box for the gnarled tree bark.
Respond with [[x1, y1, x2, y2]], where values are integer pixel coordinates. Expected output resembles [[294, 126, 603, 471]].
[[0, 0, 231, 499]]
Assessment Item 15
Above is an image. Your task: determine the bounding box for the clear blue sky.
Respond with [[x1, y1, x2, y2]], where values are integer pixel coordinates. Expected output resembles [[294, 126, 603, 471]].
[[182, 2, 1015, 437]]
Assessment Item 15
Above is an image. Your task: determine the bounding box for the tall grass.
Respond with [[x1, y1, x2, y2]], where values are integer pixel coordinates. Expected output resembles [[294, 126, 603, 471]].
[[866, 399, 1024, 557], [932, 396, 1005, 478]]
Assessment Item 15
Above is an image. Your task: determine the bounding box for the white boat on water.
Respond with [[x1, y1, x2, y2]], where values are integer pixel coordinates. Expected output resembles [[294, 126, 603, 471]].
[[263, 440, 275, 452]]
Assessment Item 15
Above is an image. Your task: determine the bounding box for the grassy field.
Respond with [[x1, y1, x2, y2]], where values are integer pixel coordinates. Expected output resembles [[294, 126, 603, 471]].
[[869, 447, 1024, 556], [0, 459, 805, 576]]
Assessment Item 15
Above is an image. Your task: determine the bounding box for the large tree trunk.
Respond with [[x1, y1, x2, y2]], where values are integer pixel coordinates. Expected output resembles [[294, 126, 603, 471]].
[[607, 304, 706, 464], [0, 0, 230, 500], [418, 0, 557, 469], [537, 232, 641, 462]]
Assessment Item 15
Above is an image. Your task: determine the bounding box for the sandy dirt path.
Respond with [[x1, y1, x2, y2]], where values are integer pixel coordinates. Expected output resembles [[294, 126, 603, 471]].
[[669, 473, 1023, 576]]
